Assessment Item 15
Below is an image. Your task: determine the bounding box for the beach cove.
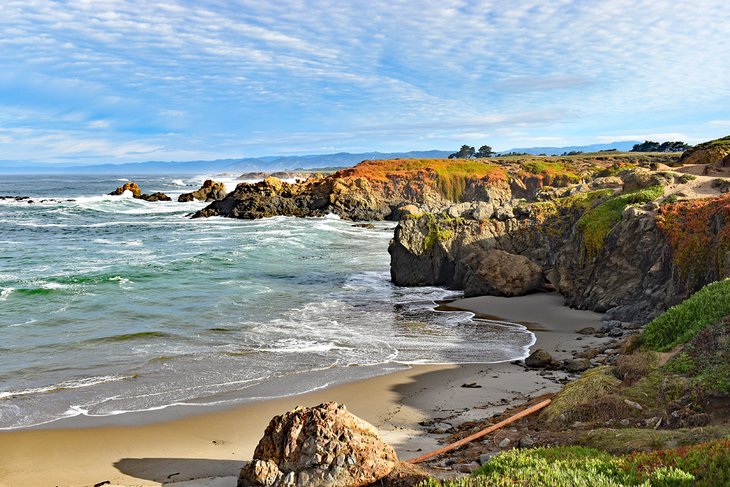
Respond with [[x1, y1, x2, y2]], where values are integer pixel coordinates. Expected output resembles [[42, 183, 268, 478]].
[[0, 293, 609, 486]]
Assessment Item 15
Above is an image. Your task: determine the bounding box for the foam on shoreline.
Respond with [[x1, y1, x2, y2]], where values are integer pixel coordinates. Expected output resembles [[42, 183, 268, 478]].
[[0, 292, 610, 487]]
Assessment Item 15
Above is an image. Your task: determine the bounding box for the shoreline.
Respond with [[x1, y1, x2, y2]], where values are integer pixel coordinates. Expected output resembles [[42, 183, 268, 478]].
[[0, 292, 610, 486]]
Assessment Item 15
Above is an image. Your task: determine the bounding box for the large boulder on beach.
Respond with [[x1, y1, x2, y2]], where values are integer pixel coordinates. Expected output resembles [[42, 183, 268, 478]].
[[109, 182, 142, 198], [178, 179, 227, 202], [464, 249, 544, 297], [238, 402, 397, 487], [525, 349, 557, 369]]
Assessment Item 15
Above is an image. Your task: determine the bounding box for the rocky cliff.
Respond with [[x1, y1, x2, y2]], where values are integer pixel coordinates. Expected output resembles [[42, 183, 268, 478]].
[[680, 134, 730, 166], [390, 169, 729, 323], [194, 154, 676, 221], [189, 150, 729, 322]]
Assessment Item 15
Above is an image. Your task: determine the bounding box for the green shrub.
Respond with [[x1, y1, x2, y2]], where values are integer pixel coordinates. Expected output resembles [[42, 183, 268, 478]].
[[419, 446, 695, 486], [541, 366, 621, 425], [661, 319, 730, 395], [642, 279, 730, 351], [577, 185, 664, 260], [625, 438, 730, 487]]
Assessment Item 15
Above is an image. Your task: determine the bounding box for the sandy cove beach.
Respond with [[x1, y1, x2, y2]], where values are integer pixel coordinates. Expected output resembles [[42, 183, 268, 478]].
[[0, 293, 609, 487]]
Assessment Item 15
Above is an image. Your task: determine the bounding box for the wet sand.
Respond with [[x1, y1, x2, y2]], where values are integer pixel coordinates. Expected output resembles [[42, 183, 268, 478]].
[[0, 293, 608, 487]]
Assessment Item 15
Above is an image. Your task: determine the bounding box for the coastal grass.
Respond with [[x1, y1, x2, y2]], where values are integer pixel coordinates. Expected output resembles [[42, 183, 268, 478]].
[[419, 446, 696, 486], [642, 279, 730, 351], [577, 185, 665, 260], [624, 438, 730, 487], [411, 213, 462, 251], [339, 158, 508, 201], [530, 189, 612, 238], [578, 426, 730, 455], [540, 366, 621, 425], [689, 134, 730, 149], [663, 318, 730, 395], [518, 160, 582, 185]]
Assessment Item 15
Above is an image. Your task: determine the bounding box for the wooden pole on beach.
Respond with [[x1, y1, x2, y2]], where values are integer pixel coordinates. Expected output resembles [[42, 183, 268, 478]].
[[408, 398, 552, 464]]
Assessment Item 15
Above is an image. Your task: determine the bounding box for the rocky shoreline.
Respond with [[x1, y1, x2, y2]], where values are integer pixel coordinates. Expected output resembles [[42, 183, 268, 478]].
[[21, 139, 725, 485]]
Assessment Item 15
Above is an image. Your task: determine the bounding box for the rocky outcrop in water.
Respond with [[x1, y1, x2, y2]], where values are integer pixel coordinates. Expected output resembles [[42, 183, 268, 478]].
[[238, 402, 397, 487], [193, 156, 607, 221], [109, 182, 171, 201], [109, 182, 142, 198], [178, 179, 227, 202], [139, 192, 172, 202], [194, 176, 333, 219]]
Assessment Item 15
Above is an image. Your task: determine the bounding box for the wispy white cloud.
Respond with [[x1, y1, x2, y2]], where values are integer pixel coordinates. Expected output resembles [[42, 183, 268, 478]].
[[0, 0, 728, 162]]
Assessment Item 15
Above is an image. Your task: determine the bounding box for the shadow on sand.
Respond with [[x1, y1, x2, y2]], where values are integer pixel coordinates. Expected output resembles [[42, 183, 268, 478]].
[[114, 457, 245, 484]]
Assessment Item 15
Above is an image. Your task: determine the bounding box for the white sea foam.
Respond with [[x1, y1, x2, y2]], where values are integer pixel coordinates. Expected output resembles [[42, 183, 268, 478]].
[[0, 287, 13, 300], [40, 282, 71, 290], [0, 375, 130, 400], [0, 175, 536, 429], [109, 276, 132, 284], [171, 179, 186, 186], [262, 339, 340, 354]]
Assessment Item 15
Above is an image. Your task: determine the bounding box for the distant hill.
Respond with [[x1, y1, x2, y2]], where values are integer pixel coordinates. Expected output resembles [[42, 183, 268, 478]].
[[498, 141, 640, 156], [0, 143, 644, 174], [0, 150, 453, 175]]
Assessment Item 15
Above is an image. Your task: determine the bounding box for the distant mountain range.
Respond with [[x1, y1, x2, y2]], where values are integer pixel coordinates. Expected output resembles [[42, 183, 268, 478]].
[[0, 142, 641, 175], [499, 141, 640, 156]]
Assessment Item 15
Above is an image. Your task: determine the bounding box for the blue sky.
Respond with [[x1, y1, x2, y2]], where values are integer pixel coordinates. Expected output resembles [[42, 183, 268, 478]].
[[1, 0, 729, 164]]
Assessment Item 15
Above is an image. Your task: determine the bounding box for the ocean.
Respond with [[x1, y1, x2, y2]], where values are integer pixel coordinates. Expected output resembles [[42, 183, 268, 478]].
[[0, 174, 534, 430]]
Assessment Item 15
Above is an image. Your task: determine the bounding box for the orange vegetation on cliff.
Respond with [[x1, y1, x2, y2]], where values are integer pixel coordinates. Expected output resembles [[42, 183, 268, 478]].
[[335, 158, 508, 202], [657, 194, 730, 286], [336, 158, 508, 182]]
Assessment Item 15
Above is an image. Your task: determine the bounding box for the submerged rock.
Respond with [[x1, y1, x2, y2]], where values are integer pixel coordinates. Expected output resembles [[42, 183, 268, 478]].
[[178, 179, 227, 202], [238, 402, 397, 487]]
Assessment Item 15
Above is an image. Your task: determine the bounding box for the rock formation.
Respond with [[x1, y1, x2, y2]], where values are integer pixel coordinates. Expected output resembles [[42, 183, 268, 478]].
[[680, 135, 730, 166], [178, 179, 227, 202], [463, 249, 544, 297], [195, 155, 666, 221], [238, 402, 397, 487], [140, 192, 172, 202], [390, 170, 729, 323], [109, 182, 142, 198], [109, 182, 172, 202]]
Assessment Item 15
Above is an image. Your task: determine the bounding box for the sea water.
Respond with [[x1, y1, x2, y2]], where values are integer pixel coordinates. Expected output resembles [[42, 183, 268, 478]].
[[0, 174, 534, 429]]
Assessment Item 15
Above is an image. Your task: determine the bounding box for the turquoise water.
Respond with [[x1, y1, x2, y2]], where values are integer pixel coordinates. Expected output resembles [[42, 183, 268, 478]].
[[0, 174, 533, 429]]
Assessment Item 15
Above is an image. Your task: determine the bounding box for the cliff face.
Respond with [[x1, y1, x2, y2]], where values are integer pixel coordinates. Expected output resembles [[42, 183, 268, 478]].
[[189, 152, 730, 322], [193, 155, 671, 221], [194, 159, 515, 220], [680, 135, 730, 166], [390, 177, 730, 323]]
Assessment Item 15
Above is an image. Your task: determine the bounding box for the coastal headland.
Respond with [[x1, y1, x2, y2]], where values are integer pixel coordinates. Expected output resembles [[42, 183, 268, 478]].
[[2, 137, 730, 486]]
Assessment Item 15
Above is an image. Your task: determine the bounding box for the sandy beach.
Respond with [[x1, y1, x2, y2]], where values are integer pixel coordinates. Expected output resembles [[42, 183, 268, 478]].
[[0, 292, 609, 487]]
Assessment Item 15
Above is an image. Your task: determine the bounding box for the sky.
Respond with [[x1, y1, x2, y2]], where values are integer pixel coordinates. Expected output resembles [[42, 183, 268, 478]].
[[1, 0, 729, 165]]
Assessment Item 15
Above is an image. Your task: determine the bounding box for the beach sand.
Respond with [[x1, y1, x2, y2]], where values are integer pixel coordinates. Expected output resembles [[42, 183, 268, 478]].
[[0, 292, 609, 487]]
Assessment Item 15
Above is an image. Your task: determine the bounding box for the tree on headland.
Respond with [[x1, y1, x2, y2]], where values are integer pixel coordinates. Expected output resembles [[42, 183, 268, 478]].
[[476, 145, 494, 158], [448, 145, 476, 159], [448, 144, 494, 159], [631, 140, 691, 153]]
